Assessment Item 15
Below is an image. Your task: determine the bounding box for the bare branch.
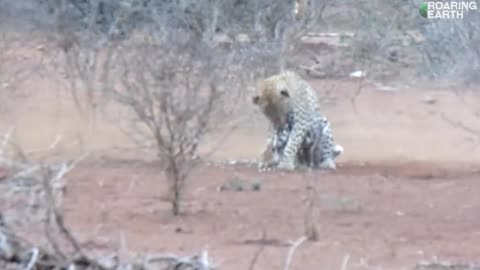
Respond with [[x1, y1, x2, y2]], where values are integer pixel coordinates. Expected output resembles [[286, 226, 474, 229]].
[[248, 228, 267, 270], [284, 236, 307, 270], [441, 114, 480, 136], [441, 113, 480, 150], [147, 249, 216, 270], [25, 247, 39, 270], [341, 254, 351, 270]]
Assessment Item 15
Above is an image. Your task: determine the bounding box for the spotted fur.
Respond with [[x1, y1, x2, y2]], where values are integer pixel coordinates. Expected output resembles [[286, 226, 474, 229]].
[[253, 70, 342, 170], [267, 111, 343, 168]]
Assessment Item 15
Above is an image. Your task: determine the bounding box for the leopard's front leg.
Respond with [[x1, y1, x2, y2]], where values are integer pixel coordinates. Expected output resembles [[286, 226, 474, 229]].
[[277, 122, 306, 171]]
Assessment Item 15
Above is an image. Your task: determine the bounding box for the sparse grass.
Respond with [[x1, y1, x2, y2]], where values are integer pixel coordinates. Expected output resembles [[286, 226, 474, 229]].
[[219, 176, 263, 192], [251, 179, 263, 191]]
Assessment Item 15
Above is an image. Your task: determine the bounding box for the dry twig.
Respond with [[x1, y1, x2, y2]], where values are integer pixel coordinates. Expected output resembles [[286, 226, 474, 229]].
[[441, 113, 480, 149], [284, 236, 307, 270], [248, 227, 268, 270]]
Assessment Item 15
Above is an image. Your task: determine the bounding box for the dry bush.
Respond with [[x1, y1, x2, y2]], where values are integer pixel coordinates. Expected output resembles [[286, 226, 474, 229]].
[[99, 33, 249, 215], [0, 130, 219, 270], [0, 130, 312, 270], [291, 0, 480, 86], [0, 29, 26, 109], [417, 10, 480, 85], [34, 0, 326, 215], [0, 32, 7, 112], [5, 0, 480, 89], [352, 0, 478, 84]]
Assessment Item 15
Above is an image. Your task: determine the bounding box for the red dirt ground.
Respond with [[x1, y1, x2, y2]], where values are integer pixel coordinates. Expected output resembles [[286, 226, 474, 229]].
[[61, 160, 480, 270], [2, 37, 480, 269]]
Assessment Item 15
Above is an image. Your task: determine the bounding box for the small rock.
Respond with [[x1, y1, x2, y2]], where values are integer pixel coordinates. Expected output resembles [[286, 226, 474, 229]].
[[422, 95, 437, 105], [235, 33, 251, 44], [212, 33, 233, 48], [98, 254, 119, 269], [350, 70, 366, 78]]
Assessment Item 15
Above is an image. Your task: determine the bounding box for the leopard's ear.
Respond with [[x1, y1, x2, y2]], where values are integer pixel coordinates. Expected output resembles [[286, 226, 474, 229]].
[[280, 89, 290, 98], [252, 95, 260, 105]]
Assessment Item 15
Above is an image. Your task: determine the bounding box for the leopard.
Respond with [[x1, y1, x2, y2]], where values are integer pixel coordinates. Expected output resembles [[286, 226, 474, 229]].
[[252, 70, 342, 171], [265, 110, 344, 169]]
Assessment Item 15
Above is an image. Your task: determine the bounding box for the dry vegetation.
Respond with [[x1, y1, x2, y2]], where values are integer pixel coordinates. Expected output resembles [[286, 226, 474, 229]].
[[1, 0, 480, 269]]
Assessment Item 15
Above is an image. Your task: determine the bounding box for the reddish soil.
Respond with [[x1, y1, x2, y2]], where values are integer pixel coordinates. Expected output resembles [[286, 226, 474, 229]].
[[2, 36, 480, 270], [63, 160, 480, 270]]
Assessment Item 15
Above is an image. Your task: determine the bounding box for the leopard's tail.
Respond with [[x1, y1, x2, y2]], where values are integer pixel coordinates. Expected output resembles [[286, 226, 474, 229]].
[[333, 144, 344, 159]]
